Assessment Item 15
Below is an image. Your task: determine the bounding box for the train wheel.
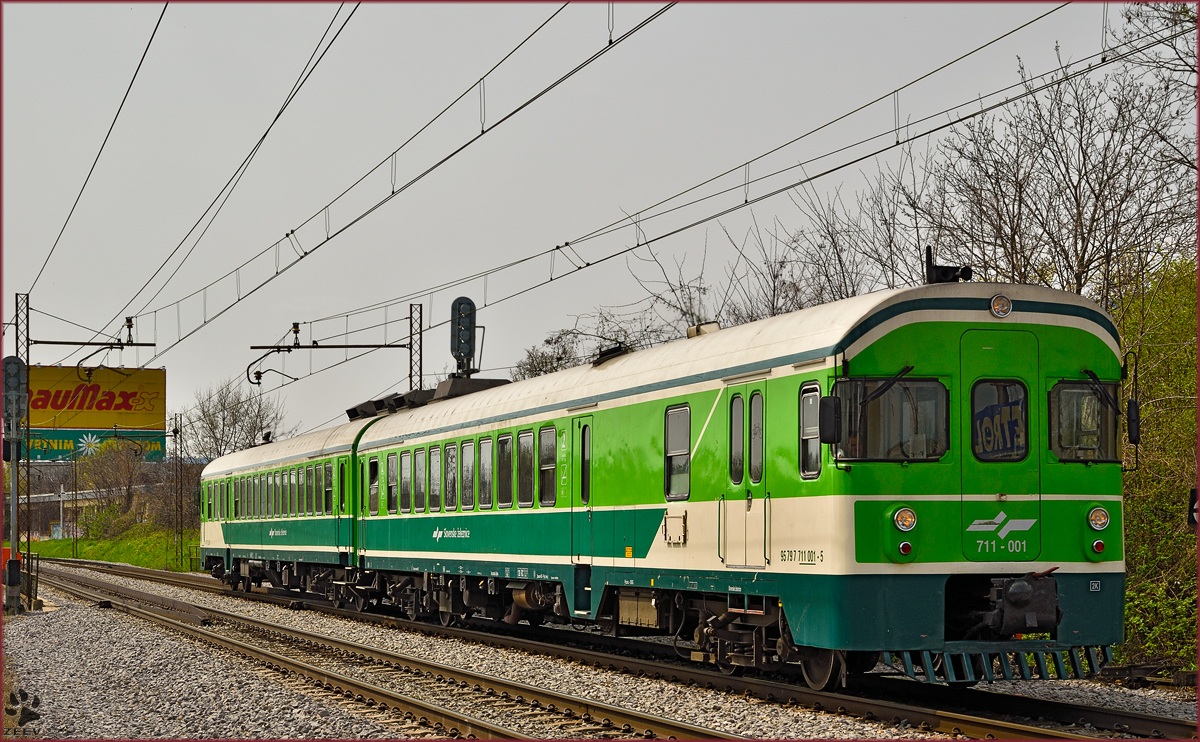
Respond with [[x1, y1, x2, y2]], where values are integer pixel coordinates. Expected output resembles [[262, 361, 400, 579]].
[[801, 649, 842, 691], [844, 651, 882, 675], [438, 610, 457, 627], [715, 657, 745, 676]]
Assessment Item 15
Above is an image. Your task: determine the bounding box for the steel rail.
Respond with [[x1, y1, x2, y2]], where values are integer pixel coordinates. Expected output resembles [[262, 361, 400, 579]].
[[46, 558, 1195, 740], [199, 601, 748, 741], [38, 573, 532, 740], [854, 675, 1198, 740]]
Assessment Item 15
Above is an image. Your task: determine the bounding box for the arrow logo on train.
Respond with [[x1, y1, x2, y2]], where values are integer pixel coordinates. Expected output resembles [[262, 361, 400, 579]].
[[967, 511, 1038, 538]]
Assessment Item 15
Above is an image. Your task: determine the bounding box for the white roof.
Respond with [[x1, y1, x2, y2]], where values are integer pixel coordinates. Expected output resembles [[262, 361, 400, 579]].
[[204, 282, 1115, 476]]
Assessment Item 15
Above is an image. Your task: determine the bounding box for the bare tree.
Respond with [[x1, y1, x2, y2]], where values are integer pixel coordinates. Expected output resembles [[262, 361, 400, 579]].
[[180, 378, 296, 462], [512, 330, 584, 381], [77, 439, 147, 514]]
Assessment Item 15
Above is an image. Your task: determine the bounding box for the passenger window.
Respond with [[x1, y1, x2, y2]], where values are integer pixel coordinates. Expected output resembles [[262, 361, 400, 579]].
[[666, 405, 691, 499], [415, 449, 427, 512], [368, 457, 380, 515], [749, 393, 764, 484], [324, 463, 333, 514], [386, 453, 398, 514], [275, 472, 282, 518], [730, 395, 744, 484], [800, 387, 821, 478], [517, 431, 534, 507], [306, 466, 316, 515], [971, 380, 1028, 462], [338, 463, 346, 514], [400, 451, 412, 513], [264, 475, 271, 518], [479, 438, 494, 509], [430, 446, 442, 512], [538, 427, 556, 507], [445, 443, 458, 511], [461, 440, 475, 510], [315, 466, 324, 515], [233, 479, 240, 519], [581, 425, 591, 505], [497, 435, 514, 508]]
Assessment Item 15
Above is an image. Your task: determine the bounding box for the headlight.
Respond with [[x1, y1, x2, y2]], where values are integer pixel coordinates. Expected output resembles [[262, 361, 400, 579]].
[[990, 294, 1012, 318], [1088, 507, 1110, 531], [893, 507, 917, 532]]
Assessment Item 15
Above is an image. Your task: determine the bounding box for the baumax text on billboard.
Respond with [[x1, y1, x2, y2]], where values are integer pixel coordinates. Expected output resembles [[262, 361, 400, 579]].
[[27, 366, 166, 431]]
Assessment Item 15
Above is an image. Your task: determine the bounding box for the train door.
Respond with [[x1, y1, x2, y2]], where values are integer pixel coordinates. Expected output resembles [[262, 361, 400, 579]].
[[959, 329, 1043, 561], [724, 382, 769, 569], [571, 415, 593, 613], [336, 457, 350, 566]]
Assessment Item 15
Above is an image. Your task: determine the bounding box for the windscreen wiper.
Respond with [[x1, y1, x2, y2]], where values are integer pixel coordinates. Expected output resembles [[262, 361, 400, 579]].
[[861, 365, 915, 406], [1081, 369, 1120, 412]]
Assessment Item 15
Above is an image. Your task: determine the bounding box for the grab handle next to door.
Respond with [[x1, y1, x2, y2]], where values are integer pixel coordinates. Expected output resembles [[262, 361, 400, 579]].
[[763, 491, 771, 565], [717, 493, 725, 563]]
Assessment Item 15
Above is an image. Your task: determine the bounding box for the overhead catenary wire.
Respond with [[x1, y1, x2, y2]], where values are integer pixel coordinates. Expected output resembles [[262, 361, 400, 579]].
[[123, 3, 673, 367], [163, 10, 1175, 433], [59, 2, 567, 367], [62, 3, 360, 365], [310, 2, 1076, 326], [285, 23, 1185, 372], [306, 16, 1178, 344], [27, 3, 169, 296]]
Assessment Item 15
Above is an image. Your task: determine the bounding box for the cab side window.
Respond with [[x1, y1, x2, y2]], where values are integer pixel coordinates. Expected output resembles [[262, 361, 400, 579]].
[[665, 405, 690, 500], [800, 386, 821, 478]]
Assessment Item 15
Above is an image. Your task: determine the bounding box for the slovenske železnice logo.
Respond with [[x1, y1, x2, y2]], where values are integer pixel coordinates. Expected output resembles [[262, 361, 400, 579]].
[[966, 511, 1037, 538]]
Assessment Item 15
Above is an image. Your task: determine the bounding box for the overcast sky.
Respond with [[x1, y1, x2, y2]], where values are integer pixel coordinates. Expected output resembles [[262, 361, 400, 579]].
[[3, 2, 1113, 436]]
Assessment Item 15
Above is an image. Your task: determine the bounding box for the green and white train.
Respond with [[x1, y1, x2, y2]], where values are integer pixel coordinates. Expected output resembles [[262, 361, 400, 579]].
[[200, 280, 1131, 688]]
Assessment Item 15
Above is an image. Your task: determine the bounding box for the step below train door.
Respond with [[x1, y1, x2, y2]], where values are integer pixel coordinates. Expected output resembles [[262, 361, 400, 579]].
[[959, 329, 1042, 562], [571, 415, 593, 614]]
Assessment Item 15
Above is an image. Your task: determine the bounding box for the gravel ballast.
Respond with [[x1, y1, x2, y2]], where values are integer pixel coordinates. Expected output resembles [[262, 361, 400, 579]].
[[3, 588, 404, 739], [10, 565, 1195, 738]]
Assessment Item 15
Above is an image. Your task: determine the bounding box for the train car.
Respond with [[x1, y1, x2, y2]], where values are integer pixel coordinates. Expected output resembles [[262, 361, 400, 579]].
[[199, 280, 1132, 688]]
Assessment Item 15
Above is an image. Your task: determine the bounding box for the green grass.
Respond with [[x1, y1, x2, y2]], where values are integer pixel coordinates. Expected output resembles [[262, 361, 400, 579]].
[[23, 523, 201, 572]]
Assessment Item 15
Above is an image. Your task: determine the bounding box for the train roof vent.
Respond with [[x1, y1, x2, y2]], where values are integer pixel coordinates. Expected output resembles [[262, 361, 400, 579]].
[[431, 377, 510, 402], [593, 342, 632, 366], [346, 400, 378, 421], [687, 321, 720, 338]]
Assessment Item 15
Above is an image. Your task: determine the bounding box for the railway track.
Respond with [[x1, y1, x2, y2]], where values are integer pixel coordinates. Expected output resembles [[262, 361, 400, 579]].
[[40, 565, 744, 740], [42, 558, 1197, 740]]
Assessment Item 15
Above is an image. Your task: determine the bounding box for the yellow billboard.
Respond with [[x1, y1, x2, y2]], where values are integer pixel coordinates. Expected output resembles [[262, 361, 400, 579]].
[[27, 365, 166, 431]]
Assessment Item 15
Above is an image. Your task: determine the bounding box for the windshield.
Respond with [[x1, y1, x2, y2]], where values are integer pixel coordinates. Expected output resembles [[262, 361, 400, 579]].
[[1049, 381, 1119, 462], [833, 377, 949, 461]]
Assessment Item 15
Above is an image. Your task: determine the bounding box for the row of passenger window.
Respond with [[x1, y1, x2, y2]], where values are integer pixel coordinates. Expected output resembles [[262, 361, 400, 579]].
[[205, 462, 340, 522], [364, 426, 559, 515], [204, 387, 819, 521]]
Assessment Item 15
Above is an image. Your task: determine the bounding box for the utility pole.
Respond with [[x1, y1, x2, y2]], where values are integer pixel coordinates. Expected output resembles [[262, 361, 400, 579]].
[[16, 293, 30, 568], [174, 413, 183, 569], [410, 303, 422, 391]]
